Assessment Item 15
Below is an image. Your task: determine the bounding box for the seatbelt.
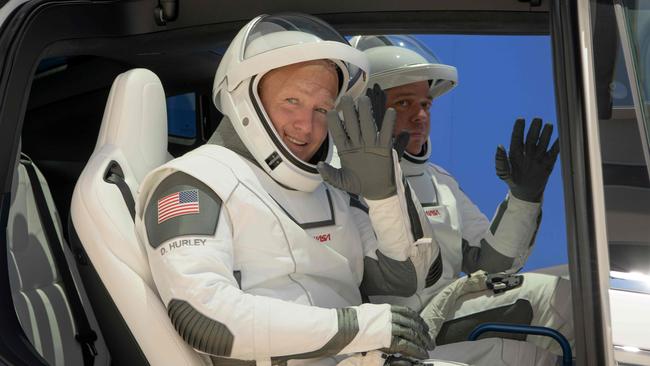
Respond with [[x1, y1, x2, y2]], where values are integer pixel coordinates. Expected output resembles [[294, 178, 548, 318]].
[[104, 161, 135, 221], [20, 155, 97, 365]]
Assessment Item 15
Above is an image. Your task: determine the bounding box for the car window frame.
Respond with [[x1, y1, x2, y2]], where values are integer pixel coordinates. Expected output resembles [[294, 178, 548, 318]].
[[0, 1, 618, 365], [551, 0, 616, 364]]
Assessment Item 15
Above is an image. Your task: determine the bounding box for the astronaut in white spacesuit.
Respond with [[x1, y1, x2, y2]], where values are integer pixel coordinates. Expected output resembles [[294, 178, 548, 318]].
[[134, 14, 450, 366], [349, 35, 574, 361]]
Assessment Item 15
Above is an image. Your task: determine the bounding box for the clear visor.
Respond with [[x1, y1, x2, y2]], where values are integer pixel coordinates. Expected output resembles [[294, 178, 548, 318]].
[[351, 34, 456, 98], [351, 34, 441, 64], [242, 14, 364, 93]]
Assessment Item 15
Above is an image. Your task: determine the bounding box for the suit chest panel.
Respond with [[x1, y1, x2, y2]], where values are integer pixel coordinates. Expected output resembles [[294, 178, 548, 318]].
[[405, 169, 464, 276], [229, 172, 365, 287]]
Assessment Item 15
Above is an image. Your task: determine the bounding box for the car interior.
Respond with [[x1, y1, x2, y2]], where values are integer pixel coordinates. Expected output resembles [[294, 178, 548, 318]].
[[1, 1, 649, 365]]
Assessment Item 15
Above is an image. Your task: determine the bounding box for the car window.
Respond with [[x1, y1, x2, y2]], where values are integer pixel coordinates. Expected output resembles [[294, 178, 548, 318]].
[[406, 34, 566, 272], [620, 0, 650, 152], [167, 92, 197, 140], [0, 3, 591, 366], [591, 0, 650, 279]]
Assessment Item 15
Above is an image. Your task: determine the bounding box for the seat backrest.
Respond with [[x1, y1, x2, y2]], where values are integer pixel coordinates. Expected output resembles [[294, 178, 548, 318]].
[[7, 151, 109, 366], [70, 69, 204, 366]]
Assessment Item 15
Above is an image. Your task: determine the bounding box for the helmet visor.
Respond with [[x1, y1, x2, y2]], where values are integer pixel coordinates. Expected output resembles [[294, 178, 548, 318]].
[[351, 34, 457, 98], [242, 13, 364, 93], [351, 35, 441, 65]]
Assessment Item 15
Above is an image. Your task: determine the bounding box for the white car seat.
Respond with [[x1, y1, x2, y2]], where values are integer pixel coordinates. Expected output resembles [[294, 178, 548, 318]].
[[69, 68, 205, 366], [7, 148, 109, 366]]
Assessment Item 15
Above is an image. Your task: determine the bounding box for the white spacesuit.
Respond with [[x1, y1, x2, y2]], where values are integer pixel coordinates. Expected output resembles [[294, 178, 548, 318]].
[[375, 141, 544, 311], [135, 15, 444, 366], [350, 35, 574, 362]]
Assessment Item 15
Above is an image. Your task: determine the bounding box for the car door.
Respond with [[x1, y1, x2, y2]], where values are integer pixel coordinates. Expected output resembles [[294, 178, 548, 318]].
[[549, 0, 617, 364], [556, 0, 650, 365], [587, 0, 650, 364]]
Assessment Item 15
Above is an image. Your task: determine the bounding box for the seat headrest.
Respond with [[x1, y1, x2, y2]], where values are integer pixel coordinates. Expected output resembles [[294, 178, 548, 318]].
[[95, 69, 167, 183]]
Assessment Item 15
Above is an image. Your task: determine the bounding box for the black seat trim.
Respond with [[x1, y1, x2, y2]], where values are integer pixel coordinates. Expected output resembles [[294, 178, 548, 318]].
[[20, 155, 98, 365]]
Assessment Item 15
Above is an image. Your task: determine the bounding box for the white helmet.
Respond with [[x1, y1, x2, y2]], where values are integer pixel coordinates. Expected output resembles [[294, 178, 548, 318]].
[[349, 35, 457, 99], [350, 35, 456, 161], [213, 13, 369, 192]]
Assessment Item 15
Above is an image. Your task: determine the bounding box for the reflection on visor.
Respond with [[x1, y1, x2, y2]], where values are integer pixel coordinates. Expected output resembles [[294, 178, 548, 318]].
[[242, 13, 366, 96], [352, 35, 442, 64], [244, 14, 350, 60]]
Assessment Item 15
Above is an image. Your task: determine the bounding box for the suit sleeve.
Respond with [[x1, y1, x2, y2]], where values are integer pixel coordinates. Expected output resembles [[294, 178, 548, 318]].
[[441, 165, 542, 274], [352, 153, 442, 298], [136, 171, 393, 363]]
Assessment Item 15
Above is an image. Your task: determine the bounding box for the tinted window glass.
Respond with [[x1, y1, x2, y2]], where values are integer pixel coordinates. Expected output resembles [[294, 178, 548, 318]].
[[592, 0, 650, 277], [167, 93, 196, 138], [414, 34, 565, 271]]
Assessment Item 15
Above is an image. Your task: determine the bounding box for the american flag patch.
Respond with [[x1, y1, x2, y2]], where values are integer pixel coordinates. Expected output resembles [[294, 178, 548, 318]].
[[157, 189, 200, 224]]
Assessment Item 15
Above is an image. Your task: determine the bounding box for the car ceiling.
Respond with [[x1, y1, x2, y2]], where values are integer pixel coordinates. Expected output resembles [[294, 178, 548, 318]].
[[23, 0, 549, 109]]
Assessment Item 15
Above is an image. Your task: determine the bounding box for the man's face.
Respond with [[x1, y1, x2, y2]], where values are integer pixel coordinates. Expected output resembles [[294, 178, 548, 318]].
[[259, 60, 338, 162], [385, 80, 433, 155]]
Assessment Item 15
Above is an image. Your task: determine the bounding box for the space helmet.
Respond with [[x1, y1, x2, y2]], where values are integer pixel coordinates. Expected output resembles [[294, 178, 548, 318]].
[[213, 13, 369, 191]]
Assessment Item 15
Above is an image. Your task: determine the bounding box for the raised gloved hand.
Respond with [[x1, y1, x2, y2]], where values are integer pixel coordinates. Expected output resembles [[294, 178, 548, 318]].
[[495, 118, 560, 202], [366, 84, 410, 159], [382, 305, 433, 360], [317, 95, 408, 200]]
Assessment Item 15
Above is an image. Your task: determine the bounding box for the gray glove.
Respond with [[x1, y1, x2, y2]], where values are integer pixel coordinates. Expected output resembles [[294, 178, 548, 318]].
[[317, 95, 407, 200], [382, 305, 433, 360], [495, 118, 560, 202]]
